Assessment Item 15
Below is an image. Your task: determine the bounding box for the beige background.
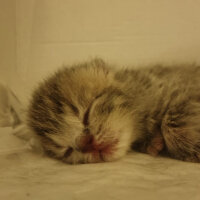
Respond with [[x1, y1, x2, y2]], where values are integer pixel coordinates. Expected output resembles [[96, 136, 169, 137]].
[[0, 0, 15, 84], [1, 2, 200, 199], [1, 0, 200, 103]]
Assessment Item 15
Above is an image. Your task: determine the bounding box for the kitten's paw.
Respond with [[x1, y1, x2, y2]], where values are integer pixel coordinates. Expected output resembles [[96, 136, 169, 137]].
[[146, 134, 164, 156]]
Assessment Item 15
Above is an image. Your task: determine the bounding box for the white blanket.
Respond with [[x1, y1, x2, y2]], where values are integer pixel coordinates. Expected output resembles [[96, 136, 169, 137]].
[[0, 83, 200, 200]]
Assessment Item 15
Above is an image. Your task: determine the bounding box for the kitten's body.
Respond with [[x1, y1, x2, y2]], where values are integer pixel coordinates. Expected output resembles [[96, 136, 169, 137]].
[[117, 65, 200, 161], [28, 59, 200, 163]]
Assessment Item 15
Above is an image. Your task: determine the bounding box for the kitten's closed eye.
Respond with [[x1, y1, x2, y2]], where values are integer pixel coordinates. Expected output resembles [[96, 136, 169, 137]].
[[83, 107, 90, 126], [64, 147, 73, 157], [82, 93, 105, 128]]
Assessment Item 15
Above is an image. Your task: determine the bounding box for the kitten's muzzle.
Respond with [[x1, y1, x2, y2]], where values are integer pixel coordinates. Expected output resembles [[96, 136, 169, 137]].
[[78, 135, 118, 157]]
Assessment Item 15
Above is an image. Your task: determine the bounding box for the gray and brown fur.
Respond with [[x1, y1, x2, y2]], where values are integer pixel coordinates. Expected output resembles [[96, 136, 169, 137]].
[[27, 59, 200, 163], [27, 59, 136, 163]]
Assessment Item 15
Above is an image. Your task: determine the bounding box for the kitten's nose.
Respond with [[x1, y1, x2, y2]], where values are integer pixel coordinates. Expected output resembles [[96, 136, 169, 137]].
[[79, 135, 94, 153]]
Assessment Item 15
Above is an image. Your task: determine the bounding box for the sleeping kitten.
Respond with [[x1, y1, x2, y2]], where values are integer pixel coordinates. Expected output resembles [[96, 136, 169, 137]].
[[27, 59, 138, 163], [27, 59, 200, 163]]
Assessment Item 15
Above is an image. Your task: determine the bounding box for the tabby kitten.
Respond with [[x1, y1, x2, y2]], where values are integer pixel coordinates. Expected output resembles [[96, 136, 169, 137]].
[[27, 59, 138, 163], [27, 59, 200, 163]]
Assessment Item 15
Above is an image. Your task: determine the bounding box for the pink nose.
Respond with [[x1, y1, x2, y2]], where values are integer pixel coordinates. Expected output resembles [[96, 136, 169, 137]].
[[79, 135, 95, 153]]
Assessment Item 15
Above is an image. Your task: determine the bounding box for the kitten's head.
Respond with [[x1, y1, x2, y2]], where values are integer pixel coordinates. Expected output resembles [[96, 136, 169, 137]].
[[39, 88, 135, 164]]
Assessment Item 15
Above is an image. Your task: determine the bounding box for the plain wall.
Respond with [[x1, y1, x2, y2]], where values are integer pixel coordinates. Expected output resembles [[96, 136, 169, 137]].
[[0, 0, 16, 84], [2, 0, 200, 104]]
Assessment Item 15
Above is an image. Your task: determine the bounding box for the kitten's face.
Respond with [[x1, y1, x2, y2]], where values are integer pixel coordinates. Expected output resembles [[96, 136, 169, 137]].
[[41, 89, 135, 164]]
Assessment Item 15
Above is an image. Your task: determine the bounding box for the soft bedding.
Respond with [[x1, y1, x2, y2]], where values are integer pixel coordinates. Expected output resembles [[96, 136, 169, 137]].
[[0, 83, 200, 200]]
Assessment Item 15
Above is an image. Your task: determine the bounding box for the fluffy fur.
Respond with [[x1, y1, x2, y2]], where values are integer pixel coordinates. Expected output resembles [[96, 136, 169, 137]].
[[27, 59, 200, 164]]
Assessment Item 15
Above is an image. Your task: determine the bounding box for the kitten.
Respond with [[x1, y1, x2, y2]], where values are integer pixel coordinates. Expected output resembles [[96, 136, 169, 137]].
[[27, 59, 200, 163], [27, 59, 138, 163]]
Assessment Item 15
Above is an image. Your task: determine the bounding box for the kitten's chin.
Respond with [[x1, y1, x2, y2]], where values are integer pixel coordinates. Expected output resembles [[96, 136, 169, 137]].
[[62, 146, 127, 164], [63, 137, 131, 164]]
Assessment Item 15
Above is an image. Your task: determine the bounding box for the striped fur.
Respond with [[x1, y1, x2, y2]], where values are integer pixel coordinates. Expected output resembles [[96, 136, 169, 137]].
[[27, 59, 137, 163], [27, 59, 200, 163]]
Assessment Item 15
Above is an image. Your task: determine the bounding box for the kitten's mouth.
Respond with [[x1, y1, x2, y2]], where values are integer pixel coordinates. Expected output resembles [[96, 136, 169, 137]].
[[92, 144, 116, 161], [79, 135, 118, 161]]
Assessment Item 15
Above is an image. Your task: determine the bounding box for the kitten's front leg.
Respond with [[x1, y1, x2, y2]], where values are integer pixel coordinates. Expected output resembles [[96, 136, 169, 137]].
[[146, 132, 164, 156], [132, 131, 164, 156]]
